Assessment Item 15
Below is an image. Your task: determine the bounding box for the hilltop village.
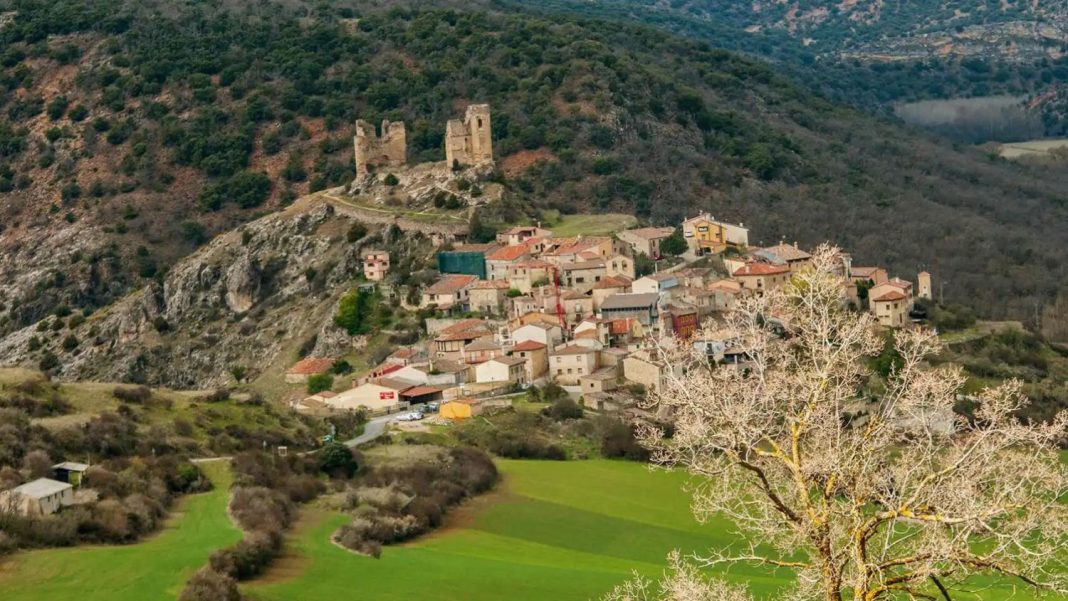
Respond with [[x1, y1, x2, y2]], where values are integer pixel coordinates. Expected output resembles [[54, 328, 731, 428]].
[[289, 104, 935, 419]]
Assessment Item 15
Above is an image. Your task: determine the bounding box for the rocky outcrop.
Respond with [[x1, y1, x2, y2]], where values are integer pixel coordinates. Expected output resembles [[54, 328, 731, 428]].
[[0, 199, 387, 388]]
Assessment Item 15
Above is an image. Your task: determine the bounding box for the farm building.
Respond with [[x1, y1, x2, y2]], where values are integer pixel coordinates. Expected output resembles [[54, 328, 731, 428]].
[[0, 478, 74, 516], [326, 379, 413, 414], [285, 357, 335, 384], [53, 461, 90, 487]]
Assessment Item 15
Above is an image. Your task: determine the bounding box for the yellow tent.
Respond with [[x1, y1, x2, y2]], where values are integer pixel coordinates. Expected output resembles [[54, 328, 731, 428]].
[[440, 399, 478, 420]]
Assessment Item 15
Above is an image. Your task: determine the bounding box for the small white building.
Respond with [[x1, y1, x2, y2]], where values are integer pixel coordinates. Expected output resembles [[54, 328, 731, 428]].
[[325, 379, 414, 413], [474, 356, 528, 385], [511, 322, 563, 348], [0, 478, 74, 516]]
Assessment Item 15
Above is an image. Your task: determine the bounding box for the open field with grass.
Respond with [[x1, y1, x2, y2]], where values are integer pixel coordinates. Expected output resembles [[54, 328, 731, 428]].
[[245, 459, 1058, 601], [545, 212, 638, 237], [245, 459, 784, 601], [0, 461, 240, 601], [999, 138, 1068, 159]]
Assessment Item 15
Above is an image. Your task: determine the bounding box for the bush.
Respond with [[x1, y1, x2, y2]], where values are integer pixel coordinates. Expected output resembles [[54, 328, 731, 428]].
[[306, 373, 333, 394], [544, 398, 583, 421], [599, 420, 650, 461], [113, 386, 152, 404], [179, 567, 241, 601], [319, 442, 358, 478], [335, 447, 497, 555]]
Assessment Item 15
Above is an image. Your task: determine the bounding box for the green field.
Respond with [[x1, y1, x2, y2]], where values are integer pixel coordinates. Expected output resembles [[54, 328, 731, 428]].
[[546, 213, 639, 237], [245, 459, 1055, 601], [0, 460, 241, 601], [243, 460, 787, 601]]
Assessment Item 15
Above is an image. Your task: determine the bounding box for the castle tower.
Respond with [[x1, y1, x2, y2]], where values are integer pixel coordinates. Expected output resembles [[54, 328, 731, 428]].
[[465, 104, 493, 164], [917, 271, 932, 300], [354, 119, 407, 178], [445, 104, 493, 169]]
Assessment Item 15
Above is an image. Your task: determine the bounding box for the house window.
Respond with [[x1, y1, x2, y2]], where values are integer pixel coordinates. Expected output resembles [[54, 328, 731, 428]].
[[567, 368, 573, 375]]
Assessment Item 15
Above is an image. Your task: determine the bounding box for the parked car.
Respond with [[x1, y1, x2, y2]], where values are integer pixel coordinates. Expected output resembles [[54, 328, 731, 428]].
[[396, 411, 424, 422]]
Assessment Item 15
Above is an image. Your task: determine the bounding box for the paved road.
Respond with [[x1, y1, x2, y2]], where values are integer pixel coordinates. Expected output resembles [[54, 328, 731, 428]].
[[343, 413, 394, 448]]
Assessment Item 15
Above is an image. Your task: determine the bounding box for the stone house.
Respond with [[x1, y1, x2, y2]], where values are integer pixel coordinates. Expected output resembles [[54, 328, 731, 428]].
[[421, 274, 479, 310], [561, 291, 595, 325], [574, 318, 611, 346], [362, 250, 390, 281], [605, 254, 636, 279], [732, 262, 791, 295], [509, 295, 539, 319], [617, 227, 676, 258], [462, 339, 505, 365], [550, 345, 600, 385], [623, 349, 681, 393], [599, 293, 661, 328], [673, 267, 716, 289], [541, 237, 615, 265], [754, 242, 812, 271], [560, 261, 607, 294], [590, 276, 632, 310], [497, 225, 553, 247], [579, 367, 620, 395], [485, 244, 532, 281], [510, 340, 549, 381], [506, 260, 553, 294], [285, 357, 335, 384], [468, 279, 511, 315], [674, 286, 728, 316], [433, 320, 495, 361], [871, 290, 910, 328], [682, 213, 749, 255]]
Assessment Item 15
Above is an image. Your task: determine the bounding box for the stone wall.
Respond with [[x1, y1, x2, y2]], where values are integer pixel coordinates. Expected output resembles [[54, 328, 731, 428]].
[[354, 119, 407, 177]]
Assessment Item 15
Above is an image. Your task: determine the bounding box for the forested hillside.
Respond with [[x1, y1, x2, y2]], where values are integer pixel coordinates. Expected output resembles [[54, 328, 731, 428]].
[[0, 0, 1067, 332], [518, 0, 1068, 133]]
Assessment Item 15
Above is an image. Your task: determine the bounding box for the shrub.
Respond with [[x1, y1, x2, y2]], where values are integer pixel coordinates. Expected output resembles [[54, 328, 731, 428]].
[[544, 398, 583, 421], [383, 173, 399, 186], [318, 442, 358, 478], [599, 420, 650, 461], [306, 373, 333, 394], [179, 568, 241, 601], [113, 386, 152, 403]]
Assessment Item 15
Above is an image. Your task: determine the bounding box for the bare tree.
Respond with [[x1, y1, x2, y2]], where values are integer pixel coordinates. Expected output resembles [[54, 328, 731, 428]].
[[611, 246, 1067, 601], [21, 449, 52, 480]]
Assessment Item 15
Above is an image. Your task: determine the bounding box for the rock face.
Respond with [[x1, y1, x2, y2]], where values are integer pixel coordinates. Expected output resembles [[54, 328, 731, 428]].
[[0, 199, 376, 388]]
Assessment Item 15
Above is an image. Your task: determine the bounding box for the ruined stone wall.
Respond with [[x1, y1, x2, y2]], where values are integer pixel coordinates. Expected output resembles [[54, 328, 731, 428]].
[[445, 104, 493, 168], [354, 119, 407, 177]]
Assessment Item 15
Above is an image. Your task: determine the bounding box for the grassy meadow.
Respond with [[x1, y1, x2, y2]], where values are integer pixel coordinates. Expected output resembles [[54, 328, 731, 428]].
[[0, 460, 241, 601], [243, 460, 787, 601]]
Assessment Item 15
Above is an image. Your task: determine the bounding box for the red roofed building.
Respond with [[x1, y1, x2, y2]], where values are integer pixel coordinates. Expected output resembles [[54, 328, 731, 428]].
[[285, 357, 335, 384], [733, 261, 791, 295], [485, 244, 533, 280], [871, 290, 910, 328], [421, 274, 479, 309], [511, 339, 549, 381]]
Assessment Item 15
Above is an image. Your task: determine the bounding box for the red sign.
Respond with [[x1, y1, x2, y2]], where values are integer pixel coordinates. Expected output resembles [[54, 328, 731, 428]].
[[379, 391, 395, 400]]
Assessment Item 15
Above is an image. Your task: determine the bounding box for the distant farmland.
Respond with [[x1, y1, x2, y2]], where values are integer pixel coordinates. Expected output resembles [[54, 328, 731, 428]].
[[998, 138, 1068, 159]]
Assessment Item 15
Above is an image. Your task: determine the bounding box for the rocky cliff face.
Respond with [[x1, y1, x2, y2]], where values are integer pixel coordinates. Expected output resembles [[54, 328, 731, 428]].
[[0, 197, 377, 388]]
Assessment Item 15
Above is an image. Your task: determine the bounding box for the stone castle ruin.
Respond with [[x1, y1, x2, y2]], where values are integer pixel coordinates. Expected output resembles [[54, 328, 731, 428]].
[[445, 104, 493, 169], [351, 104, 493, 179], [353, 119, 407, 178]]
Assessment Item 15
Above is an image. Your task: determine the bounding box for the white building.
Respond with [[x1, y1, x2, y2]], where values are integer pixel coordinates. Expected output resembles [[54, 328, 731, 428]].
[[0, 478, 74, 516]]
